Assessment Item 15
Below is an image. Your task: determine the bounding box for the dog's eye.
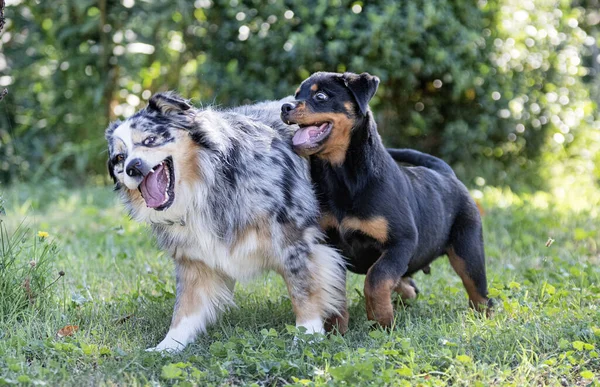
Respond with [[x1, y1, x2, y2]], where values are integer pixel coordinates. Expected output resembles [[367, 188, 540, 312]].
[[114, 154, 125, 163], [314, 92, 329, 102], [143, 136, 157, 146]]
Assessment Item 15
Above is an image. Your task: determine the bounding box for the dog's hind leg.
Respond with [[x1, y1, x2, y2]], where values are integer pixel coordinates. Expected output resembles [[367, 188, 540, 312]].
[[364, 240, 416, 328], [147, 258, 235, 352], [282, 233, 346, 335], [447, 210, 491, 314], [395, 277, 419, 300], [324, 269, 349, 335]]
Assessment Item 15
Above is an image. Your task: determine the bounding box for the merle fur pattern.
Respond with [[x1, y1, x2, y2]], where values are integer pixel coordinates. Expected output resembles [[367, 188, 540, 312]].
[[106, 92, 345, 352]]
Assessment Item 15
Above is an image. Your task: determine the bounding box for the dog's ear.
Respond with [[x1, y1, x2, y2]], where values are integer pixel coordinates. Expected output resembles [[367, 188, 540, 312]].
[[342, 72, 380, 116], [107, 157, 117, 184], [148, 92, 192, 115], [105, 120, 122, 185]]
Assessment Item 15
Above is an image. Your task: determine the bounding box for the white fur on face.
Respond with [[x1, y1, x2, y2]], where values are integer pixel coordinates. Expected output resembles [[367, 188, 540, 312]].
[[113, 124, 174, 190]]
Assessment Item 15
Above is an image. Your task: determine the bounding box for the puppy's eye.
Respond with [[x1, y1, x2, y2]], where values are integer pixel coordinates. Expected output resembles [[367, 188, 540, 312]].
[[314, 92, 328, 102], [143, 136, 157, 146], [114, 154, 125, 163]]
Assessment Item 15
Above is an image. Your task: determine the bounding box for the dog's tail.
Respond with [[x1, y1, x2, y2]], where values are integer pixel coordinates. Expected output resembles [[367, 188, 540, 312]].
[[387, 148, 455, 176]]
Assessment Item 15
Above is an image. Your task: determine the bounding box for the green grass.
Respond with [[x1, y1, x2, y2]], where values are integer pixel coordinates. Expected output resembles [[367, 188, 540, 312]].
[[0, 179, 599, 386]]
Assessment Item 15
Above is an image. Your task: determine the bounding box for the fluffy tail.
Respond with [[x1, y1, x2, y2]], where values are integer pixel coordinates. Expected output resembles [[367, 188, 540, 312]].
[[387, 148, 455, 176], [308, 243, 347, 320]]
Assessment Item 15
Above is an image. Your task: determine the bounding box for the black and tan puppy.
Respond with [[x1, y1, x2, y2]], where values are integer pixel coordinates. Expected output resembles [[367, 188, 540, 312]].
[[281, 71, 491, 330]]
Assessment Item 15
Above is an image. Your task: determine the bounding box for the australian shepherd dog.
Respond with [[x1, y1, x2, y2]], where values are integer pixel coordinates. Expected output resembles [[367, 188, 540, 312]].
[[105, 92, 345, 352]]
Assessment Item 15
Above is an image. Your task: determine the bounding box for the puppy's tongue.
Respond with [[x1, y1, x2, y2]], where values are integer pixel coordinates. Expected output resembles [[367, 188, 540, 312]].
[[292, 123, 328, 147], [139, 163, 168, 208]]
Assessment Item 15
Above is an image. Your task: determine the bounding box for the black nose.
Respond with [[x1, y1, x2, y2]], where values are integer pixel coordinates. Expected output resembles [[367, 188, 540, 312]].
[[126, 158, 143, 177], [281, 102, 296, 114]]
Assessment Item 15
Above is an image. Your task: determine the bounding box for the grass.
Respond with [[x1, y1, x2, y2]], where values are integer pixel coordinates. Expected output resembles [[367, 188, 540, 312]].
[[0, 178, 599, 386]]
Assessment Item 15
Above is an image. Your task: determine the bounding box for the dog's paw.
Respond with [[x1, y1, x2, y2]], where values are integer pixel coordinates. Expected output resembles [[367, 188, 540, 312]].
[[293, 318, 326, 345], [296, 318, 325, 335], [145, 337, 186, 353]]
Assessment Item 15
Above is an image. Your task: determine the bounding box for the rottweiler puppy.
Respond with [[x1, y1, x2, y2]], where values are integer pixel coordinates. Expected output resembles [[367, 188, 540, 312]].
[[281, 71, 491, 330]]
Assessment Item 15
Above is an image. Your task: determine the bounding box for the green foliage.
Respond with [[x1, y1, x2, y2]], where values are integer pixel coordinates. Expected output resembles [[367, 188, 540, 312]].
[[0, 221, 61, 321], [0, 183, 598, 385], [1, 1, 599, 188]]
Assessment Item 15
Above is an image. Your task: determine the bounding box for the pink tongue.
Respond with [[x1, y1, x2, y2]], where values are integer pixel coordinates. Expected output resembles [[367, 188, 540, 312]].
[[292, 124, 326, 146], [292, 127, 313, 146], [139, 163, 168, 208]]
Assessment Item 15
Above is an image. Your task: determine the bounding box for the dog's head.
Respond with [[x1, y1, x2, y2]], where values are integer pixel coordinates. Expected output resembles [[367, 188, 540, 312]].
[[105, 92, 202, 219], [280, 72, 379, 165]]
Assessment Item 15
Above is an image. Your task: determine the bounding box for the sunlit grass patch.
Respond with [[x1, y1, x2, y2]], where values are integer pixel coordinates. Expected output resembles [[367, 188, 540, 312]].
[[0, 182, 598, 385]]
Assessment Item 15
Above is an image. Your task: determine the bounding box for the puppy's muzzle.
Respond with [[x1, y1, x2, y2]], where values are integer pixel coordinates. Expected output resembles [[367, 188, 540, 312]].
[[281, 102, 296, 114], [281, 102, 297, 124]]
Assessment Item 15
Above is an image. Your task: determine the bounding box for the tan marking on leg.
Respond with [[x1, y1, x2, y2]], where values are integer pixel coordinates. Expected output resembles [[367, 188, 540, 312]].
[[284, 279, 322, 328], [341, 216, 388, 243], [171, 258, 217, 328], [447, 247, 489, 313], [395, 277, 417, 300], [319, 212, 339, 230], [149, 258, 234, 351], [364, 268, 396, 327]]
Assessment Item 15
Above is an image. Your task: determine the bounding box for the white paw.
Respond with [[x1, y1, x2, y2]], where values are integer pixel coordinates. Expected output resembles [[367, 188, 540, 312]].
[[145, 337, 186, 353], [293, 318, 326, 345], [297, 318, 325, 335]]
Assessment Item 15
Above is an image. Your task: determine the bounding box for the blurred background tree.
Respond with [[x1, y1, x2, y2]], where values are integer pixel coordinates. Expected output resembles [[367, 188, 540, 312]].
[[0, 0, 598, 190]]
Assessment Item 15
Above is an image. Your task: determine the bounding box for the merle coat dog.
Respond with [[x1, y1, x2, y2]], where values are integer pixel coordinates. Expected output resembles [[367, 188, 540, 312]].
[[106, 92, 346, 351]]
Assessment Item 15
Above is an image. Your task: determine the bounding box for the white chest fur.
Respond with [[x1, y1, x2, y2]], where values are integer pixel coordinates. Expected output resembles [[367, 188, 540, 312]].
[[163, 221, 275, 281]]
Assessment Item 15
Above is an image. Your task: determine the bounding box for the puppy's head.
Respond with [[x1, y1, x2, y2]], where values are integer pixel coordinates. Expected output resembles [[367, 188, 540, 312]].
[[280, 72, 379, 165], [105, 92, 200, 216]]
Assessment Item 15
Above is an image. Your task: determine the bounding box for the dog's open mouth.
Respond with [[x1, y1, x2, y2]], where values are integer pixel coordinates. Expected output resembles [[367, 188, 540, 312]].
[[292, 122, 332, 149], [139, 157, 175, 211]]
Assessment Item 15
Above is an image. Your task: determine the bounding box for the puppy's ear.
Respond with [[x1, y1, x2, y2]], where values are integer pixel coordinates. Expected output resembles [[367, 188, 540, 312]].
[[342, 72, 380, 116], [148, 92, 192, 115]]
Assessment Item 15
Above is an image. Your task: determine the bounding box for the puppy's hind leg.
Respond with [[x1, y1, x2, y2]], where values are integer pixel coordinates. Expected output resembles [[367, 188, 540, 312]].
[[282, 231, 346, 336], [147, 258, 235, 352], [447, 209, 491, 314]]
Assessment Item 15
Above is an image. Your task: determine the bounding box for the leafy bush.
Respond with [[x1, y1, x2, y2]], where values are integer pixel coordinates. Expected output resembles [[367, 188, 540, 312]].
[[1, 0, 598, 188]]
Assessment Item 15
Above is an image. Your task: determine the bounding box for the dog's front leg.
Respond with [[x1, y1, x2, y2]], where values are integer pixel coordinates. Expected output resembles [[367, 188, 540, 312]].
[[364, 240, 416, 328], [147, 258, 235, 352]]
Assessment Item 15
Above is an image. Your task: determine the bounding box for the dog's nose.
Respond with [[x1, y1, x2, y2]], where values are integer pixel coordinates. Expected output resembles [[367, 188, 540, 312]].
[[126, 158, 144, 177], [281, 102, 296, 114]]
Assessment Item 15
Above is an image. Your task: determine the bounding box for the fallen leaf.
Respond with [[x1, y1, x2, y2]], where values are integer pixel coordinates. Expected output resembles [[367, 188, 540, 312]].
[[57, 325, 79, 338]]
